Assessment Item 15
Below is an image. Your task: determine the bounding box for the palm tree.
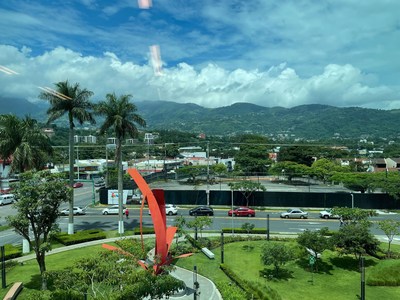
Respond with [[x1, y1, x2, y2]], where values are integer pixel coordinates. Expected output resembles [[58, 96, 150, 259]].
[[0, 114, 53, 173], [39, 80, 95, 234], [95, 93, 146, 234]]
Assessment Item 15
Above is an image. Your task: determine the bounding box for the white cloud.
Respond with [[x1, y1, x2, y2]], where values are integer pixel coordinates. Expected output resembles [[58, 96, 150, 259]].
[[0, 45, 398, 110]]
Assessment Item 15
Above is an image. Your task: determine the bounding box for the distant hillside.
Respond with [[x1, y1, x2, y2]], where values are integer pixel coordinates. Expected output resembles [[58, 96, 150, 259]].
[[135, 101, 400, 139], [0, 97, 44, 116], [2, 97, 400, 139]]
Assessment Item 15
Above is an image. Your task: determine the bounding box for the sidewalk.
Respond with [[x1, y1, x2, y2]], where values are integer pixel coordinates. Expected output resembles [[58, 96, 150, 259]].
[[13, 235, 223, 300]]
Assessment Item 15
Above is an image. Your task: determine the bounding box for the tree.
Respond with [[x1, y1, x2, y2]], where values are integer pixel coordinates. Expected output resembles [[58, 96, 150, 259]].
[[309, 158, 350, 183], [331, 222, 380, 260], [241, 222, 255, 234], [176, 165, 207, 184], [269, 161, 309, 181], [45, 240, 184, 299], [297, 228, 332, 271], [0, 114, 53, 173], [186, 216, 213, 239], [234, 134, 271, 174], [173, 215, 187, 248], [330, 172, 376, 193], [377, 219, 400, 257], [39, 80, 95, 235], [95, 93, 146, 234], [260, 242, 294, 277], [277, 145, 316, 166], [228, 180, 266, 206], [6, 170, 70, 290], [331, 207, 375, 226]]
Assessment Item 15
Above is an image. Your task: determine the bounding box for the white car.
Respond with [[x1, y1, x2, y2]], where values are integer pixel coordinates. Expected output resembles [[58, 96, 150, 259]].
[[0, 194, 15, 205], [102, 205, 127, 215], [149, 204, 178, 216], [319, 209, 340, 219], [280, 208, 308, 219], [60, 206, 86, 216]]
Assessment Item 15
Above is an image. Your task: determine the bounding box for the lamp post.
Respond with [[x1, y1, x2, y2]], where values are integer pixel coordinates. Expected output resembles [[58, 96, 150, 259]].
[[231, 189, 234, 234], [351, 193, 354, 209]]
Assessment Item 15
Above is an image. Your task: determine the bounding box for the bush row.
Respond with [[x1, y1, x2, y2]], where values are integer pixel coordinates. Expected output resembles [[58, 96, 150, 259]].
[[133, 227, 155, 235], [54, 229, 107, 246], [2, 244, 22, 260], [367, 260, 400, 286], [220, 264, 281, 300], [221, 228, 268, 235]]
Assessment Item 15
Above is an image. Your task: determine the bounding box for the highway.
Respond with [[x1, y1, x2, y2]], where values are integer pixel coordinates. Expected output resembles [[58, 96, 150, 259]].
[[1, 182, 399, 246]]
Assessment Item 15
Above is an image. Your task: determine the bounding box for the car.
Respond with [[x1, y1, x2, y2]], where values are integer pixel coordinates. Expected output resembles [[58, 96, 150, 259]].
[[228, 206, 255, 217], [94, 180, 105, 187], [102, 205, 127, 215], [319, 209, 340, 219], [280, 208, 308, 219], [0, 194, 15, 205], [73, 182, 83, 188], [148, 204, 179, 216], [60, 206, 86, 215], [189, 206, 214, 216]]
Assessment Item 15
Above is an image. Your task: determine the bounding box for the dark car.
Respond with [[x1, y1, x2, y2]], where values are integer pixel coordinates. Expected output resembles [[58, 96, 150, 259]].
[[228, 206, 255, 217], [189, 206, 214, 216]]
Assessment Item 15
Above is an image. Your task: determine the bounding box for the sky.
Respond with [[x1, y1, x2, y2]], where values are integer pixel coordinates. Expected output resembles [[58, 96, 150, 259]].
[[0, 0, 399, 109]]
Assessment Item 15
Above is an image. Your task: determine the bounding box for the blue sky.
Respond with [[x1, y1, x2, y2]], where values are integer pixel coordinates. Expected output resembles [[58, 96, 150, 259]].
[[0, 0, 399, 109]]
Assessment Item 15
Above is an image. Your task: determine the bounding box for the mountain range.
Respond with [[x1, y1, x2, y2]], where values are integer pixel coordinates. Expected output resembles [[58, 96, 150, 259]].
[[1, 97, 400, 140]]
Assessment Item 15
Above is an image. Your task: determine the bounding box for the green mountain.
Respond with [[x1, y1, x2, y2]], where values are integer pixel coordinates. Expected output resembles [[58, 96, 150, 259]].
[[2, 97, 400, 139], [135, 101, 400, 139]]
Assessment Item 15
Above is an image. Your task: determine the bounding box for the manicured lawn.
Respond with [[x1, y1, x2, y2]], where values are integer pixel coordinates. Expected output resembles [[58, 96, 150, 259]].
[[2, 237, 399, 300], [176, 240, 400, 300]]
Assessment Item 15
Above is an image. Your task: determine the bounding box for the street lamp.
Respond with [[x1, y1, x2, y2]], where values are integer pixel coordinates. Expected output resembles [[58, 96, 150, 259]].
[[206, 141, 210, 206], [351, 193, 354, 209]]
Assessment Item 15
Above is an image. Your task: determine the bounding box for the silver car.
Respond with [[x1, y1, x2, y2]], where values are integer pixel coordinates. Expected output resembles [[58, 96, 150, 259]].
[[280, 208, 308, 219], [102, 205, 127, 215]]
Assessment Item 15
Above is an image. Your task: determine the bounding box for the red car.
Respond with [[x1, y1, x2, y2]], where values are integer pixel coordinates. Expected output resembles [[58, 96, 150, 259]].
[[73, 182, 83, 188], [228, 206, 256, 217]]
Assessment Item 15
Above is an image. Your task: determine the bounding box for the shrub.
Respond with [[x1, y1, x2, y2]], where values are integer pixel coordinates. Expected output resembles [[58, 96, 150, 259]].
[[54, 229, 107, 246], [367, 260, 400, 286], [133, 227, 155, 235], [3, 244, 22, 260], [220, 264, 281, 300]]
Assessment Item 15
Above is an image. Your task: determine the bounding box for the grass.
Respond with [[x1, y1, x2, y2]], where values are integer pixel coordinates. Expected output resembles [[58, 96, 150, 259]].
[[2, 236, 400, 300], [176, 239, 400, 300]]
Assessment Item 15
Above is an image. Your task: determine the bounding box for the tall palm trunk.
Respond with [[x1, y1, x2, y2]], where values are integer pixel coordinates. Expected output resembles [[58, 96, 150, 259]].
[[116, 137, 124, 234], [68, 113, 75, 234]]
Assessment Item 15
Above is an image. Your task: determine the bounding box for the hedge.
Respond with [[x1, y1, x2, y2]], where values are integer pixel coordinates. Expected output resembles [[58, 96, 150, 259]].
[[2, 244, 22, 260], [133, 227, 155, 235], [220, 264, 281, 300], [54, 229, 107, 246], [222, 228, 268, 234]]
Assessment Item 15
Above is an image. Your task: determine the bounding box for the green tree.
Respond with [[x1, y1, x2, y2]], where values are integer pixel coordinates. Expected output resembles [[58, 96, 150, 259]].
[[6, 170, 70, 290], [241, 222, 255, 234], [45, 247, 184, 299], [187, 216, 213, 239], [173, 215, 187, 248], [228, 180, 266, 206], [176, 165, 207, 184], [0, 114, 53, 173], [377, 219, 400, 257], [277, 145, 316, 166], [297, 228, 332, 271], [330, 172, 377, 193], [269, 161, 309, 181], [234, 134, 271, 174], [331, 207, 375, 226], [309, 158, 350, 183], [260, 242, 294, 277], [95, 93, 146, 234], [331, 222, 380, 260], [39, 80, 95, 235]]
